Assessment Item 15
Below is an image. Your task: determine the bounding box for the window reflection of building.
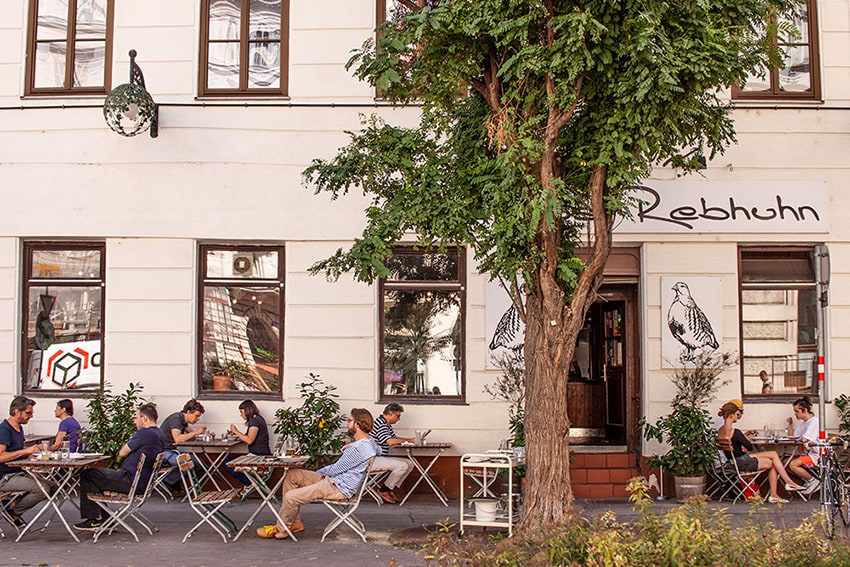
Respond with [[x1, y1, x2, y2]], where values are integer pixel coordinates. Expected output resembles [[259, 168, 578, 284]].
[[739, 247, 818, 397], [380, 247, 464, 400], [199, 246, 283, 394], [22, 244, 105, 391]]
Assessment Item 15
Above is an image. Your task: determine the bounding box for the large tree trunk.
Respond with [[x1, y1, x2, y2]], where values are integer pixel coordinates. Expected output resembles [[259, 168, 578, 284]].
[[520, 165, 613, 528]]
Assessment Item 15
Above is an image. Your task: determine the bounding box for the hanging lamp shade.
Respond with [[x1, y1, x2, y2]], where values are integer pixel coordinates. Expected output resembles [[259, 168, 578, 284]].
[[103, 83, 156, 137]]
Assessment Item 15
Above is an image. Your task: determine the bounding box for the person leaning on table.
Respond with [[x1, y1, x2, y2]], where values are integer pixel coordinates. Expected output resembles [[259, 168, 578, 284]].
[[369, 402, 415, 503], [256, 408, 379, 540], [74, 403, 165, 531], [0, 396, 55, 529], [223, 399, 272, 489], [159, 399, 207, 492], [786, 395, 821, 496]]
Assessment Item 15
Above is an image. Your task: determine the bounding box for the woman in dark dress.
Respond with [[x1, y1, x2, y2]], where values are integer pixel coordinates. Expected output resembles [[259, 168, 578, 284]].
[[224, 400, 271, 488]]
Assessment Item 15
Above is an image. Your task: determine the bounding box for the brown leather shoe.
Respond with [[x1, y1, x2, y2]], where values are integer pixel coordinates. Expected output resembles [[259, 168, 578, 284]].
[[379, 490, 396, 504]]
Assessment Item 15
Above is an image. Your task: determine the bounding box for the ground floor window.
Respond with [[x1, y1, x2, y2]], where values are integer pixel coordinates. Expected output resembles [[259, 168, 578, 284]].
[[739, 246, 818, 398], [22, 242, 105, 391], [199, 245, 284, 396], [380, 246, 465, 401]]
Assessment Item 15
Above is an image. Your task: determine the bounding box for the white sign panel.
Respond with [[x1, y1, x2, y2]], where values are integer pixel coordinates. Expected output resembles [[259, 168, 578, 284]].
[[38, 339, 102, 389], [485, 282, 525, 369], [661, 277, 722, 368], [617, 180, 828, 233]]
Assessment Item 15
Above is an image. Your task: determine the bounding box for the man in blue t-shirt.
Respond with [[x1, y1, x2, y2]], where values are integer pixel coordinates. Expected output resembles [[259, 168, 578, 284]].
[[74, 403, 165, 531], [0, 396, 53, 528]]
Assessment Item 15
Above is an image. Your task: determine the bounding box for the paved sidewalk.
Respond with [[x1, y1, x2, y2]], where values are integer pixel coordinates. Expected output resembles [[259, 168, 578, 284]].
[[0, 495, 830, 567]]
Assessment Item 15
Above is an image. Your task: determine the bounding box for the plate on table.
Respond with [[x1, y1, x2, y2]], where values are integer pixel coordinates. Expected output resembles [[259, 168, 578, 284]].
[[465, 456, 489, 463], [400, 442, 414, 446], [778, 436, 800, 441]]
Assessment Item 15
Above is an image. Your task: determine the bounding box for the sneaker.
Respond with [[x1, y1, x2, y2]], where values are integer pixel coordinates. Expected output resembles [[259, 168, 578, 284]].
[[256, 521, 305, 539], [74, 518, 102, 531], [256, 524, 279, 539], [802, 478, 821, 495]]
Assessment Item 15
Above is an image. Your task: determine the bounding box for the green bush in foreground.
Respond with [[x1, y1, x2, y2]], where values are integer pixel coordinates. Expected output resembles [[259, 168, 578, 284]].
[[421, 478, 850, 566]]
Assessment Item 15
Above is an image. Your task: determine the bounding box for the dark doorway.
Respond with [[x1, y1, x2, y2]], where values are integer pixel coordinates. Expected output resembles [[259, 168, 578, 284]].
[[567, 285, 638, 448]]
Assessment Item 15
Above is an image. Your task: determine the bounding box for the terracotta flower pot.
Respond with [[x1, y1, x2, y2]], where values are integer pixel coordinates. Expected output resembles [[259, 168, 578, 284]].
[[213, 375, 233, 390]]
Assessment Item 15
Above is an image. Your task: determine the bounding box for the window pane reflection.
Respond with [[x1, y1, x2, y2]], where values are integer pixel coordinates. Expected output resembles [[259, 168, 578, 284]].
[[385, 252, 458, 281], [383, 289, 462, 397], [209, 0, 242, 40], [201, 285, 281, 393], [37, 0, 68, 40], [248, 43, 280, 88], [74, 41, 105, 87], [34, 42, 67, 88], [76, 0, 107, 38], [206, 249, 279, 279], [32, 249, 102, 278], [208, 43, 241, 88]]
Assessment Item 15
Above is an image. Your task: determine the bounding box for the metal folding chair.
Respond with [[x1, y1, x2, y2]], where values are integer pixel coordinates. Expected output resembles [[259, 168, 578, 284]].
[[363, 469, 390, 506], [90, 452, 164, 542], [0, 490, 26, 539], [177, 453, 240, 543], [716, 439, 763, 503], [317, 458, 373, 542]]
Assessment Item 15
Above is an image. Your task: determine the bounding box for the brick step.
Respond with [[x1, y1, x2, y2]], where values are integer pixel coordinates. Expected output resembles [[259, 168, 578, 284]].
[[570, 452, 641, 499]]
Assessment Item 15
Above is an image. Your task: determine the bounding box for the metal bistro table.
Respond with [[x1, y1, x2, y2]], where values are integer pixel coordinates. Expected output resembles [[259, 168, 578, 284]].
[[228, 453, 309, 541], [176, 437, 244, 491], [752, 436, 803, 466], [8, 453, 109, 542], [393, 442, 452, 506]]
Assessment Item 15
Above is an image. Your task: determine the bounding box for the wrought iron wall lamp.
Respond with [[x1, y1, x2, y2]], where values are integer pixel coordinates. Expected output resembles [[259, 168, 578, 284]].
[[103, 50, 158, 138]]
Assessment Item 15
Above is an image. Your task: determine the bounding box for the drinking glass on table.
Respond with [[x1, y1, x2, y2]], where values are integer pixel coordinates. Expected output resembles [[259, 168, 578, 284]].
[[60, 440, 70, 459]]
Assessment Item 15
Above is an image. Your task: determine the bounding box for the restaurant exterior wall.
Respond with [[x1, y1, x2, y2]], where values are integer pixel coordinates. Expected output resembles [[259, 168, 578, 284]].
[[0, 0, 849, 477]]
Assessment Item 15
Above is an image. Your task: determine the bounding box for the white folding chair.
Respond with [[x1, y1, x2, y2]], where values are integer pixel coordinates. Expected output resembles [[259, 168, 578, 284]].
[[177, 453, 241, 543], [363, 469, 390, 506], [90, 453, 161, 542], [318, 457, 373, 542]]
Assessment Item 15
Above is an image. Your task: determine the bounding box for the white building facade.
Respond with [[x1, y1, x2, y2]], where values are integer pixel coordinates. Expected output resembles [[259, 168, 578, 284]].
[[0, 0, 847, 498]]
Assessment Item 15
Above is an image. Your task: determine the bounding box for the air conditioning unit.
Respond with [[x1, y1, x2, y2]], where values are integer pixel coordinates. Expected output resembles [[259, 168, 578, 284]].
[[233, 254, 253, 275]]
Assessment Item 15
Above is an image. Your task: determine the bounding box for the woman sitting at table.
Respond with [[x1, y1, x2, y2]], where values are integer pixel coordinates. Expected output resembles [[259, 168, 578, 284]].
[[786, 395, 821, 495], [48, 398, 81, 452], [717, 402, 804, 503], [224, 400, 272, 488]]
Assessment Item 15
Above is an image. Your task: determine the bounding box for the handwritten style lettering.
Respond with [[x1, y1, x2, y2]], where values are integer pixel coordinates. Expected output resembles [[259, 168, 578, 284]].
[[632, 186, 821, 230]]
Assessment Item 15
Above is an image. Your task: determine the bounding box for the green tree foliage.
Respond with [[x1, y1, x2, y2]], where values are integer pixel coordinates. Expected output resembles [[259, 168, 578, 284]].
[[273, 373, 347, 468], [83, 381, 146, 468], [304, 0, 798, 526]]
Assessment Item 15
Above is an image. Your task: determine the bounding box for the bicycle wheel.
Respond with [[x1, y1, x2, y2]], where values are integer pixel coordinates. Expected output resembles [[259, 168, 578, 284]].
[[821, 471, 836, 539], [833, 459, 850, 527]]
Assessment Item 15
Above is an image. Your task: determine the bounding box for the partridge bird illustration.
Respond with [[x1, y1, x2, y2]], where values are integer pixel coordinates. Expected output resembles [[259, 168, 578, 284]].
[[489, 304, 525, 353], [667, 281, 718, 358]]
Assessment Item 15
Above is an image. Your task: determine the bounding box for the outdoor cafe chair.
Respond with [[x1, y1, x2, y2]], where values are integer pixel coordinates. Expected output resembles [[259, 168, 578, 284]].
[[363, 469, 391, 506], [716, 438, 764, 503], [177, 453, 241, 543], [0, 490, 26, 538], [317, 457, 374, 543], [239, 438, 285, 503], [91, 452, 164, 543]]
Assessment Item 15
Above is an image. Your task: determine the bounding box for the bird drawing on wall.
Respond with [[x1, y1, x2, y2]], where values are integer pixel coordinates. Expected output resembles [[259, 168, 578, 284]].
[[489, 304, 525, 354], [667, 281, 719, 359]]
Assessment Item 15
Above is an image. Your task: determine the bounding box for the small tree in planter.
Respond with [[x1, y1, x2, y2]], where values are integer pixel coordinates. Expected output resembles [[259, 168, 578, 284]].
[[273, 373, 347, 469], [641, 351, 735, 500]]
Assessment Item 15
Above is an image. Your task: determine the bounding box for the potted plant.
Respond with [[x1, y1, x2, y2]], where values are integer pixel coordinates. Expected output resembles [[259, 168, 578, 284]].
[[485, 350, 526, 497], [641, 351, 735, 501], [83, 381, 146, 468]]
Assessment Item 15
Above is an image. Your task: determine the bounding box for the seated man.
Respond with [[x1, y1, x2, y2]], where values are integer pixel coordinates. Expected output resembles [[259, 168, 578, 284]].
[[75, 403, 165, 531], [256, 408, 378, 539], [369, 403, 414, 503], [159, 399, 207, 491], [0, 396, 54, 528]]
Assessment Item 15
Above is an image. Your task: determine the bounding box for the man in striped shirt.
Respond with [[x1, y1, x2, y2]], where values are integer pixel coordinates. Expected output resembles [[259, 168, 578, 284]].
[[369, 403, 414, 504], [256, 408, 378, 539]]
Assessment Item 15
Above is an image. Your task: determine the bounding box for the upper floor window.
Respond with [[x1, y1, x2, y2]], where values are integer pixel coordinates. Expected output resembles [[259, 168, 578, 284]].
[[380, 247, 465, 402], [22, 243, 105, 391], [734, 1, 819, 100], [199, 245, 284, 397], [199, 0, 289, 96], [25, 0, 114, 95], [739, 246, 818, 398]]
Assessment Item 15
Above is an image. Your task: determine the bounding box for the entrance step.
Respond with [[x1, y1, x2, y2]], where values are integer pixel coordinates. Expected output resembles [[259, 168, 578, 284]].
[[570, 451, 640, 499]]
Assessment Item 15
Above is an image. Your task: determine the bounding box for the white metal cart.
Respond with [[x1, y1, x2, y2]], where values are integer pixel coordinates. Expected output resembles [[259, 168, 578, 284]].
[[459, 452, 520, 537]]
